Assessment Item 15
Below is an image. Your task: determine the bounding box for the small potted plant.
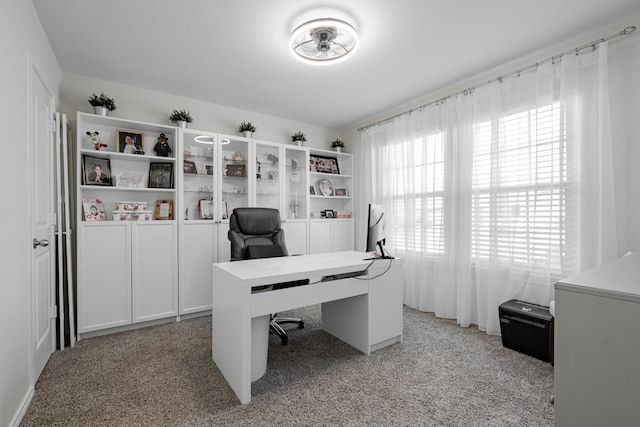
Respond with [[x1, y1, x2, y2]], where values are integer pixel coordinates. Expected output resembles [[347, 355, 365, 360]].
[[169, 109, 193, 128], [292, 131, 306, 147], [238, 122, 256, 138], [88, 93, 116, 116], [331, 139, 345, 153]]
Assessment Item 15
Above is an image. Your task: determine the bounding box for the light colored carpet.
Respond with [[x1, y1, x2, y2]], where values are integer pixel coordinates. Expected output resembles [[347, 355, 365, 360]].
[[21, 305, 554, 426]]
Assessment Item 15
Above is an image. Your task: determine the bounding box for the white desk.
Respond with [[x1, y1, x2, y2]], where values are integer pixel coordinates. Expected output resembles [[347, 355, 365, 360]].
[[212, 251, 403, 404]]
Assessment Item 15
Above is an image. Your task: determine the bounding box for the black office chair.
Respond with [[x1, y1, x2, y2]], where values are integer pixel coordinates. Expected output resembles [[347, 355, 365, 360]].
[[228, 207, 304, 345]]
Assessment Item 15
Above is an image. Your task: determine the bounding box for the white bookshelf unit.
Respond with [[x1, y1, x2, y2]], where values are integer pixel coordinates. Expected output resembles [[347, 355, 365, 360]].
[[76, 113, 178, 336]]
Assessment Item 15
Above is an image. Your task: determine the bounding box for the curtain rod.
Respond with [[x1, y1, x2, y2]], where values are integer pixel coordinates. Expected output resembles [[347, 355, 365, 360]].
[[358, 25, 636, 132]]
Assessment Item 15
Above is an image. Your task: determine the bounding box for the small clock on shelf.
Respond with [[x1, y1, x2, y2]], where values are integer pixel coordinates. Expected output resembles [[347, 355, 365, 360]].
[[319, 179, 333, 196]]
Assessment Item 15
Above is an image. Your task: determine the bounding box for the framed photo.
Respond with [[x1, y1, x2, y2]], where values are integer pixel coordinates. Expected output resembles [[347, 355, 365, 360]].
[[310, 154, 340, 174], [155, 200, 174, 220], [334, 187, 348, 197], [309, 186, 316, 195], [205, 164, 214, 175], [324, 210, 335, 218], [117, 129, 145, 155], [149, 163, 173, 188], [199, 198, 214, 219], [113, 171, 146, 188], [225, 163, 246, 177], [183, 160, 197, 174], [83, 198, 105, 221], [82, 155, 112, 186]]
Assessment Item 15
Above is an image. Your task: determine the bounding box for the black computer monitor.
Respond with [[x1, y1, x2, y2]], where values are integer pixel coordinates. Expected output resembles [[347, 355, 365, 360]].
[[366, 203, 392, 258]]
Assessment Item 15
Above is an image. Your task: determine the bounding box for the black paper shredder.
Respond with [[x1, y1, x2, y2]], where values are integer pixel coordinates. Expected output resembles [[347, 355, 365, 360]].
[[498, 299, 553, 362]]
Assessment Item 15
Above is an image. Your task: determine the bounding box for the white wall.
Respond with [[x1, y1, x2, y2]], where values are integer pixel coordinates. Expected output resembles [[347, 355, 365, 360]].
[[343, 15, 640, 255], [60, 73, 341, 149], [0, 1, 61, 426]]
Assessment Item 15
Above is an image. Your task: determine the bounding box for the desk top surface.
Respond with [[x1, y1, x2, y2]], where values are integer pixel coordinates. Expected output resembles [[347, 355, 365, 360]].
[[213, 251, 383, 285], [555, 253, 640, 303]]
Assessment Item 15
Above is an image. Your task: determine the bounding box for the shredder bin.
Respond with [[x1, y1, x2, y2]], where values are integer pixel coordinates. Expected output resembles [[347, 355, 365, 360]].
[[498, 299, 553, 362]]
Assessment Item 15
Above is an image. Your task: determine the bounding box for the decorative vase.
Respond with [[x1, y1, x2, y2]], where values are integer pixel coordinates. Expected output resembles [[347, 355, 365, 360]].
[[334, 147, 342, 153], [295, 140, 303, 147], [243, 131, 252, 138], [176, 120, 188, 128], [93, 106, 108, 116]]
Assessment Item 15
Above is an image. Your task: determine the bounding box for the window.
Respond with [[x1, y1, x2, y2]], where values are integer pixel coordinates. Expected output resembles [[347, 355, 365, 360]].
[[388, 132, 445, 255], [471, 102, 566, 271]]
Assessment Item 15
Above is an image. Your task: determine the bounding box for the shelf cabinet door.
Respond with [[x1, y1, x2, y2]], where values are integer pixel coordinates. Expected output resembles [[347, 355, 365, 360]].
[[284, 147, 308, 220], [332, 219, 355, 252], [217, 222, 231, 263], [78, 223, 131, 333], [180, 130, 217, 221], [309, 220, 332, 254], [132, 222, 177, 322], [180, 223, 215, 314], [282, 220, 308, 255], [254, 140, 282, 211], [221, 136, 251, 216]]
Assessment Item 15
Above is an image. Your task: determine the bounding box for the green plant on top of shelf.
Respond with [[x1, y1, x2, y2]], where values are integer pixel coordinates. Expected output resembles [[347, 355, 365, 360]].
[[238, 122, 256, 133], [88, 93, 116, 111], [292, 132, 306, 143], [331, 139, 345, 148], [169, 109, 193, 123]]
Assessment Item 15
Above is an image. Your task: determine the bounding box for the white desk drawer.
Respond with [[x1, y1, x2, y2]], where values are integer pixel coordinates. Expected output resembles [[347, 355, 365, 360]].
[[251, 278, 367, 317]]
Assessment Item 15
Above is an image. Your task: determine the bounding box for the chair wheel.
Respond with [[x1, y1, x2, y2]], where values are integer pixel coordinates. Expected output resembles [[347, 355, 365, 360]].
[[298, 321, 305, 329]]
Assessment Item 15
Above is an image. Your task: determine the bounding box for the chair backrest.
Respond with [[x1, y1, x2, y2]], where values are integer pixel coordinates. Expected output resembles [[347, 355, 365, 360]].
[[228, 207, 288, 261]]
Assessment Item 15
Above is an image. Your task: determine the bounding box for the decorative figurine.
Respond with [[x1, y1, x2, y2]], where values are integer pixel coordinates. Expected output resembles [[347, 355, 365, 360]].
[[86, 131, 107, 150], [154, 133, 172, 157]]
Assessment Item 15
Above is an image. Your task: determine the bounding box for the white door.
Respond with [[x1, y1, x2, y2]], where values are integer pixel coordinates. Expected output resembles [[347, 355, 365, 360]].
[[31, 64, 56, 379]]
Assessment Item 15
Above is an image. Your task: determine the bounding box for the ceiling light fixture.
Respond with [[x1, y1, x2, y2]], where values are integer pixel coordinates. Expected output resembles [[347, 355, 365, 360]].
[[194, 135, 230, 145], [194, 135, 214, 144], [289, 18, 358, 65]]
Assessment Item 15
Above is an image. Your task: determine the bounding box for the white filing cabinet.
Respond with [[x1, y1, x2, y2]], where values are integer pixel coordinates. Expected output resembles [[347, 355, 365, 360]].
[[554, 253, 640, 427]]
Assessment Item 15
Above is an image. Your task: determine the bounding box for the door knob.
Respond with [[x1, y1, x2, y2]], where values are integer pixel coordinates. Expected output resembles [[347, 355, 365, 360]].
[[33, 238, 49, 249]]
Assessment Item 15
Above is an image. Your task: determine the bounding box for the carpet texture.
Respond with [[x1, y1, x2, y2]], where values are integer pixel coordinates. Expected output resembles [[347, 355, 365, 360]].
[[21, 305, 554, 426]]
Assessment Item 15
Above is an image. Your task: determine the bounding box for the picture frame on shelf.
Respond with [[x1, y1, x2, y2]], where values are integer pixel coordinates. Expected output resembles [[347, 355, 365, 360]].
[[113, 171, 146, 188], [205, 164, 214, 175], [116, 129, 145, 155], [148, 163, 173, 189], [183, 160, 197, 174], [82, 155, 112, 186], [334, 187, 348, 197], [82, 198, 105, 221], [155, 200, 174, 220], [225, 164, 246, 177], [324, 210, 335, 219], [309, 154, 340, 174], [198, 198, 214, 219], [309, 186, 316, 195]]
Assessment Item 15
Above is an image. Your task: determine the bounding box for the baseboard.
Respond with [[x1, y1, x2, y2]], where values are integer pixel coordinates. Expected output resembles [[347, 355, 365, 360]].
[[9, 385, 34, 427]]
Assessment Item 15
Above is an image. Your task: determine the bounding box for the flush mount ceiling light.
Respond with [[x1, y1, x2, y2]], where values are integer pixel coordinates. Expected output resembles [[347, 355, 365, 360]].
[[194, 135, 230, 145], [289, 18, 358, 65], [194, 135, 214, 144]]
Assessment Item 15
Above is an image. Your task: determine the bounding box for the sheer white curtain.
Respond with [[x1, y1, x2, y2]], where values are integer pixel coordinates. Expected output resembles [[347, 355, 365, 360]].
[[360, 42, 618, 334]]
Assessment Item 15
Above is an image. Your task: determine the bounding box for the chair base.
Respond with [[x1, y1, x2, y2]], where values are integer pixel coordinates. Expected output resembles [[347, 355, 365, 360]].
[[270, 314, 304, 345]]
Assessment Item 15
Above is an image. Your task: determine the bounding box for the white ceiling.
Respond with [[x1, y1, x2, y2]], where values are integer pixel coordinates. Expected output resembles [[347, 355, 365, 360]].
[[32, 0, 640, 129]]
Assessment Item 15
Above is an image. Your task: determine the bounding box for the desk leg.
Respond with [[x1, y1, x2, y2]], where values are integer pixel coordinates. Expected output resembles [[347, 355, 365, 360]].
[[212, 276, 252, 404], [322, 294, 370, 354]]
